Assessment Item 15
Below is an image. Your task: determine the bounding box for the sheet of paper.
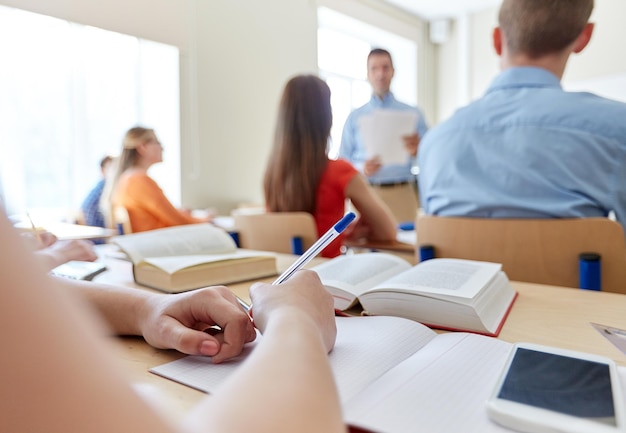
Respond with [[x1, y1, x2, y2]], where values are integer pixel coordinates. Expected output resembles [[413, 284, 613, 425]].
[[591, 322, 626, 355], [150, 316, 437, 403], [343, 333, 513, 433], [357, 109, 418, 165]]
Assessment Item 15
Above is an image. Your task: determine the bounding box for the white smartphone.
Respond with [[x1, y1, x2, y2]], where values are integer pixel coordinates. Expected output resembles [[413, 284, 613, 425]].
[[487, 342, 626, 433]]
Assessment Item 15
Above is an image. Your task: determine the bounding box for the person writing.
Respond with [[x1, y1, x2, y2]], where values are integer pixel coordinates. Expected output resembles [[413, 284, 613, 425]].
[[108, 126, 212, 233], [340, 48, 429, 223], [0, 211, 345, 432], [418, 0, 626, 235], [264, 74, 397, 258]]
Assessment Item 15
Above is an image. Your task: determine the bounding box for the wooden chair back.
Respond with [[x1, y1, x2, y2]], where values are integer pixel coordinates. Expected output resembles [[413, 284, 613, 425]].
[[233, 212, 318, 254], [416, 215, 626, 294], [112, 206, 132, 235]]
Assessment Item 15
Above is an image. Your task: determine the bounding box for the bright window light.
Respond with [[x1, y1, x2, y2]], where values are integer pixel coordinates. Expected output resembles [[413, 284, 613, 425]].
[[317, 6, 418, 159], [0, 6, 180, 221]]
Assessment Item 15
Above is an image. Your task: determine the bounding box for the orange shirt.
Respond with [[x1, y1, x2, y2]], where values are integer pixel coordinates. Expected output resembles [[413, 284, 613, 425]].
[[112, 172, 200, 233], [314, 159, 358, 258]]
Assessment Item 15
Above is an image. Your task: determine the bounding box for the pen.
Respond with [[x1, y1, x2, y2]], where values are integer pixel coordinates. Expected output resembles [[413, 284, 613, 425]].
[[272, 211, 356, 285], [238, 212, 356, 314], [26, 212, 42, 245]]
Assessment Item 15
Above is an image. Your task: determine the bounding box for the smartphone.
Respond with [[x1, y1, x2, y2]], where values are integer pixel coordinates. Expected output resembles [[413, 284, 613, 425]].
[[487, 343, 626, 433], [51, 261, 107, 281]]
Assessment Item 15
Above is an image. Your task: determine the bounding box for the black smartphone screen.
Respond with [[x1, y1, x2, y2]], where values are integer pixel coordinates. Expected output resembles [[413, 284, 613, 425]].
[[498, 347, 616, 426]]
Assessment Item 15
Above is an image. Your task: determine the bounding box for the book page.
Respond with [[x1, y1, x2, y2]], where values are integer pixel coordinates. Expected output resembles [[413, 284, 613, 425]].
[[344, 332, 514, 433], [358, 109, 418, 165], [311, 253, 412, 309], [374, 258, 502, 299], [111, 224, 236, 263], [142, 250, 274, 274], [150, 316, 437, 404]]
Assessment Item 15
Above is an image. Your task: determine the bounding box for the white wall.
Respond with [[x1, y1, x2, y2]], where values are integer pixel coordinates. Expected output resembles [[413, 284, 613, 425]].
[[1, 0, 429, 214]]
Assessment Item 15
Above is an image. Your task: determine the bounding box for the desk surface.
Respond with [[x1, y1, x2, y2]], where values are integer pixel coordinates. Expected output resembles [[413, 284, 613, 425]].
[[94, 251, 626, 418]]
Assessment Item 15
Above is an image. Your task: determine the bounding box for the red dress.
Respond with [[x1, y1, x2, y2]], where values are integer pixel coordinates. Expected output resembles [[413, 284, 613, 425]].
[[314, 159, 358, 257]]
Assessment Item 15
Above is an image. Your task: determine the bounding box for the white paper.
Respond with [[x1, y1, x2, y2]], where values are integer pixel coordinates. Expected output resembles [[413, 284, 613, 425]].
[[358, 109, 418, 165]]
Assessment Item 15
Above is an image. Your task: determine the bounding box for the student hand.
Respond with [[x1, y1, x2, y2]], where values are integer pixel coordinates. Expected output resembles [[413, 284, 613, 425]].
[[249, 270, 337, 353], [363, 156, 382, 177], [48, 239, 98, 261], [403, 133, 420, 157], [139, 286, 257, 363], [344, 217, 372, 242], [20, 230, 57, 250], [34, 239, 98, 271]]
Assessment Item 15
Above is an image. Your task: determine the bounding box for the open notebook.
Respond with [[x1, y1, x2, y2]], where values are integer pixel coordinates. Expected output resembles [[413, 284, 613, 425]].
[[149, 316, 626, 433]]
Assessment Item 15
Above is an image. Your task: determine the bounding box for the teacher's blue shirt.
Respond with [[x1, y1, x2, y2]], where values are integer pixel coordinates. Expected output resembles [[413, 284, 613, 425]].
[[339, 92, 428, 184]]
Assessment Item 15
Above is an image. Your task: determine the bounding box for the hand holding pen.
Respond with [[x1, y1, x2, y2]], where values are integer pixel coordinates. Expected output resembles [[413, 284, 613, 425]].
[[238, 212, 356, 314]]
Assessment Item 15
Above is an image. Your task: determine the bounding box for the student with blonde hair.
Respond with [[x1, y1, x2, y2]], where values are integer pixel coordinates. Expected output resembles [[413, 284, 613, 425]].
[[108, 126, 211, 232], [264, 75, 396, 258]]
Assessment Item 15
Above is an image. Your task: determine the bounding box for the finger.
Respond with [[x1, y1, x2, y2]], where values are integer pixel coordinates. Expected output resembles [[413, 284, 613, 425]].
[[154, 317, 221, 356], [211, 316, 257, 363]]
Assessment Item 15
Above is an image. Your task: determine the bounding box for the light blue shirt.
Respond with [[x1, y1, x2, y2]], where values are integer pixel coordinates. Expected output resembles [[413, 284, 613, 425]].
[[339, 92, 429, 184], [418, 67, 626, 233]]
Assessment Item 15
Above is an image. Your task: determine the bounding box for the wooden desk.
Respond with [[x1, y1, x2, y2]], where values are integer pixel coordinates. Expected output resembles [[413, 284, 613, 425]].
[[344, 231, 417, 264], [95, 252, 626, 419]]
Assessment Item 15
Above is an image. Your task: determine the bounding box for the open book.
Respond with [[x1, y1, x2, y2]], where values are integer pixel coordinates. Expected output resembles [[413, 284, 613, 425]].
[[152, 315, 574, 433], [311, 253, 517, 336], [110, 224, 277, 293]]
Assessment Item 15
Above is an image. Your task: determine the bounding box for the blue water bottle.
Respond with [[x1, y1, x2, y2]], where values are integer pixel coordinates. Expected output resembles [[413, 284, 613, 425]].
[[579, 252, 601, 291]]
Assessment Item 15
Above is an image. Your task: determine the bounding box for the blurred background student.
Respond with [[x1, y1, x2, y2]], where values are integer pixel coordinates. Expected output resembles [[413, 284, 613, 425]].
[[81, 155, 113, 228], [264, 74, 396, 258], [106, 126, 212, 233]]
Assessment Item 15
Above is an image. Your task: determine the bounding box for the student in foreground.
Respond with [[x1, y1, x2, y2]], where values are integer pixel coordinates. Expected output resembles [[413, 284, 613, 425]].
[[0, 214, 345, 432], [418, 0, 626, 234], [107, 126, 213, 233], [264, 74, 397, 258]]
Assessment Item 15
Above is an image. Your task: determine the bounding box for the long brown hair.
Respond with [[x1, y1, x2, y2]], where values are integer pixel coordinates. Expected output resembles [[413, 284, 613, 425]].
[[263, 75, 332, 213]]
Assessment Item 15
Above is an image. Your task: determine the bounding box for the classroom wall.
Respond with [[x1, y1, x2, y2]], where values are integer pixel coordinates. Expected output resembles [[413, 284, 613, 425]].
[[435, 0, 626, 124], [0, 0, 318, 214], [1, 0, 430, 214]]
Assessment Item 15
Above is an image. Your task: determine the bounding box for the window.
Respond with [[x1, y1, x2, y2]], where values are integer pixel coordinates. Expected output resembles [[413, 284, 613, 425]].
[[0, 6, 180, 221], [317, 6, 418, 158]]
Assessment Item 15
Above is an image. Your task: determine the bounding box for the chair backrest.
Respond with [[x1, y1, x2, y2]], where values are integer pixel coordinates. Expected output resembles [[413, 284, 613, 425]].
[[233, 212, 318, 254], [112, 206, 132, 235], [416, 215, 626, 294]]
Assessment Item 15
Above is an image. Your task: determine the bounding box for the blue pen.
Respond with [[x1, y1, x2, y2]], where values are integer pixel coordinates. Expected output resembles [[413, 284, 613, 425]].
[[272, 211, 356, 285], [237, 212, 356, 313]]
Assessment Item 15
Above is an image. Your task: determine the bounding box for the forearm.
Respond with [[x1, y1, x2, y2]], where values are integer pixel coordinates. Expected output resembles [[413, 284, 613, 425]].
[[54, 277, 150, 336], [185, 310, 346, 433]]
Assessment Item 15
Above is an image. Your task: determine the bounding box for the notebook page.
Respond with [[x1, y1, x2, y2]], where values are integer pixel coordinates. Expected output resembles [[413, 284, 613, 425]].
[[344, 332, 513, 433], [150, 316, 437, 403]]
